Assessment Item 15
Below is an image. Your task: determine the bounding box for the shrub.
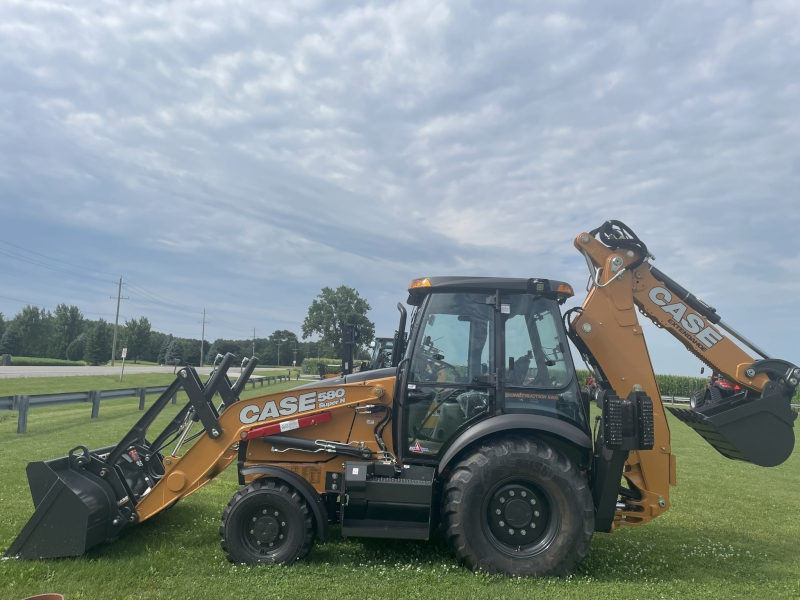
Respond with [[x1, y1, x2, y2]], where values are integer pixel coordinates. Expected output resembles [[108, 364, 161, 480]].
[[301, 358, 341, 375], [165, 339, 185, 365], [9, 356, 85, 366]]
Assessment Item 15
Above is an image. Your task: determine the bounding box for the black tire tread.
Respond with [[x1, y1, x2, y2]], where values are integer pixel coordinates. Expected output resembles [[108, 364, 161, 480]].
[[442, 435, 594, 577], [219, 478, 314, 565]]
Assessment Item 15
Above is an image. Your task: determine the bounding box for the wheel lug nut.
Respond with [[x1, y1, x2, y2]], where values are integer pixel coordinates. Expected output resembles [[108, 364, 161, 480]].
[[263, 509, 267, 514], [269, 542, 274, 547], [508, 529, 514, 535], [281, 522, 286, 526], [532, 523, 536, 528], [509, 490, 515, 497], [534, 511, 540, 517], [274, 511, 279, 516], [279, 534, 284, 539], [521, 530, 526, 536], [499, 497, 505, 503], [250, 530, 254, 534], [257, 541, 261, 545], [530, 499, 536, 505], [252, 517, 257, 522], [495, 509, 501, 515], [499, 521, 505, 527], [521, 491, 526, 497]]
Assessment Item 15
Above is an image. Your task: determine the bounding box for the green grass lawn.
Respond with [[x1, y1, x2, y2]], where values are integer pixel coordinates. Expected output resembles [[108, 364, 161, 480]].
[[1, 391, 799, 599], [0, 372, 302, 399]]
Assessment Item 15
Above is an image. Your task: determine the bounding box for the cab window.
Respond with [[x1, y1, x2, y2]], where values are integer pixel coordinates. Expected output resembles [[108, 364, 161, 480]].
[[502, 295, 583, 427], [405, 293, 494, 457]]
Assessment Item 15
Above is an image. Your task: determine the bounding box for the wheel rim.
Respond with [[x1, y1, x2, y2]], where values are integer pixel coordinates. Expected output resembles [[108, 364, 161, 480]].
[[482, 479, 558, 556], [242, 505, 288, 555]]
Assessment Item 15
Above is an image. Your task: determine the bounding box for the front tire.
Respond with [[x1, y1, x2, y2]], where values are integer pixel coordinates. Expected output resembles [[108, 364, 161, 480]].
[[442, 436, 594, 577], [689, 389, 704, 409], [220, 478, 314, 565]]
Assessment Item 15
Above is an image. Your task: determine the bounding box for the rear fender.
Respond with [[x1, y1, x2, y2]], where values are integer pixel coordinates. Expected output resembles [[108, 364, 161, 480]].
[[239, 465, 329, 542], [438, 414, 593, 474]]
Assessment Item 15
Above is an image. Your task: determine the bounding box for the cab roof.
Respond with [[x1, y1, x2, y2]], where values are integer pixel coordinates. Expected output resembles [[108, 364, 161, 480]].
[[406, 276, 574, 305]]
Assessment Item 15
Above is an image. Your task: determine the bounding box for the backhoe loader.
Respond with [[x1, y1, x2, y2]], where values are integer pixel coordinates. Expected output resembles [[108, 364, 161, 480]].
[[6, 221, 798, 577]]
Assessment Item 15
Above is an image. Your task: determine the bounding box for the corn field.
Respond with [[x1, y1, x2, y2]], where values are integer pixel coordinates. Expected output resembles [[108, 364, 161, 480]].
[[578, 369, 800, 401], [578, 369, 705, 398]]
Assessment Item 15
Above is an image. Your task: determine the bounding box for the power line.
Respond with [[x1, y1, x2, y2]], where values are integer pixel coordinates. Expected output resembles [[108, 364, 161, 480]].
[[0, 247, 117, 284], [123, 281, 204, 313], [0, 263, 110, 297], [0, 239, 119, 277]]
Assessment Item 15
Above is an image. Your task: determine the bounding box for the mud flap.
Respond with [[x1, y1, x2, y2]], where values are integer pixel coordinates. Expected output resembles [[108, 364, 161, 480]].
[[666, 385, 797, 467], [5, 447, 133, 559]]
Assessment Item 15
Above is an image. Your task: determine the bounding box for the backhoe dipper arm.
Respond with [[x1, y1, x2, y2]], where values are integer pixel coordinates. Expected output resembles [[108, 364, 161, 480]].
[[569, 222, 798, 530]]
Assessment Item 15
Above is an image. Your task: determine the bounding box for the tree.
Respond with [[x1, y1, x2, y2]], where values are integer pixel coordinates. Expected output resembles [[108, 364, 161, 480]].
[[124, 317, 151, 363], [157, 334, 173, 365], [183, 339, 210, 366], [209, 339, 244, 359], [51, 304, 84, 359], [66, 334, 87, 362], [0, 325, 22, 356], [301, 286, 375, 355], [147, 331, 167, 363], [258, 330, 300, 366], [0, 312, 5, 342], [13, 305, 47, 357], [84, 320, 111, 365], [165, 339, 185, 365]]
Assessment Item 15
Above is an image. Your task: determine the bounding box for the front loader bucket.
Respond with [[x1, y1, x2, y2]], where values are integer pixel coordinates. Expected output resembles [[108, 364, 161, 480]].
[[667, 389, 797, 467], [6, 354, 251, 561], [5, 446, 131, 559]]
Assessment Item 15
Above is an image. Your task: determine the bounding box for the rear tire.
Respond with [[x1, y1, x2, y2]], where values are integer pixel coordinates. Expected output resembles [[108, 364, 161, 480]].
[[220, 478, 314, 565], [689, 390, 704, 409], [442, 436, 594, 577]]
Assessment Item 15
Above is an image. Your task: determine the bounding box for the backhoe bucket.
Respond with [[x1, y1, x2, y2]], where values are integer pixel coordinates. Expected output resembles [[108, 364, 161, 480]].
[[667, 389, 797, 467], [5, 445, 133, 559]]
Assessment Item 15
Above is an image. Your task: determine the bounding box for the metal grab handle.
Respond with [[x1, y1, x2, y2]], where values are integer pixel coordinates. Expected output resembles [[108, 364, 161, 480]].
[[231, 356, 259, 398], [204, 353, 235, 400]]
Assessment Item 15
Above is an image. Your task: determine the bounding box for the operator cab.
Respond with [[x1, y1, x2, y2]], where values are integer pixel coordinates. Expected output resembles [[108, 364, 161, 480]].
[[396, 276, 588, 463], [368, 337, 394, 370]]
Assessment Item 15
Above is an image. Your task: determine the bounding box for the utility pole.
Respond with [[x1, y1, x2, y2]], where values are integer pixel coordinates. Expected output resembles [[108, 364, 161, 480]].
[[200, 309, 206, 367], [277, 338, 281, 367], [253, 327, 256, 357], [110, 277, 128, 366]]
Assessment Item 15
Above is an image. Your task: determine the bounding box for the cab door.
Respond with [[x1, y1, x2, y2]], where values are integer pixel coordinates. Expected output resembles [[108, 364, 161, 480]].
[[397, 292, 496, 462]]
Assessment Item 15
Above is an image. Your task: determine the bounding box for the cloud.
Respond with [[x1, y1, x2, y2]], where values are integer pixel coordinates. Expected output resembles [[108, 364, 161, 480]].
[[0, 0, 798, 371]]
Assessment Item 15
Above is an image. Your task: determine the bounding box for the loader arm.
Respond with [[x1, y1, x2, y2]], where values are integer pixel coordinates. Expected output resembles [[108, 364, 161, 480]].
[[569, 221, 798, 530], [134, 377, 395, 522]]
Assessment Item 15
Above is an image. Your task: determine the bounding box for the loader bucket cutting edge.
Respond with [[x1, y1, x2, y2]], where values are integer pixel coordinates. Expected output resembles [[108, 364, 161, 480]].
[[666, 391, 797, 467]]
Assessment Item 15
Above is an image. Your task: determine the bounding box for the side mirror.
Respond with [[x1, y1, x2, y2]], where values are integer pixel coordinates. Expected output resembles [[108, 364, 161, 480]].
[[700, 367, 705, 374]]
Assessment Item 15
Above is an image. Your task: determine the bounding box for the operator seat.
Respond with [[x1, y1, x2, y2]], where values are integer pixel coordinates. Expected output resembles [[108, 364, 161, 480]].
[[509, 351, 532, 386]]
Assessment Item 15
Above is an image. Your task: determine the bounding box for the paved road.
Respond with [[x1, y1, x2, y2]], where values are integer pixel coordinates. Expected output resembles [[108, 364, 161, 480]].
[[0, 365, 288, 379]]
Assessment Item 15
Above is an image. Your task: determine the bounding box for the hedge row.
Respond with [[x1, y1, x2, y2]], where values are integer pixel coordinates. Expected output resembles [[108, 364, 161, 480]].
[[300, 358, 342, 375], [7, 356, 86, 367]]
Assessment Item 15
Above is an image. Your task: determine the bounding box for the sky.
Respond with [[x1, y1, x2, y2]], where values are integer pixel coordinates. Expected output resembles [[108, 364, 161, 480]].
[[0, 0, 798, 375]]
